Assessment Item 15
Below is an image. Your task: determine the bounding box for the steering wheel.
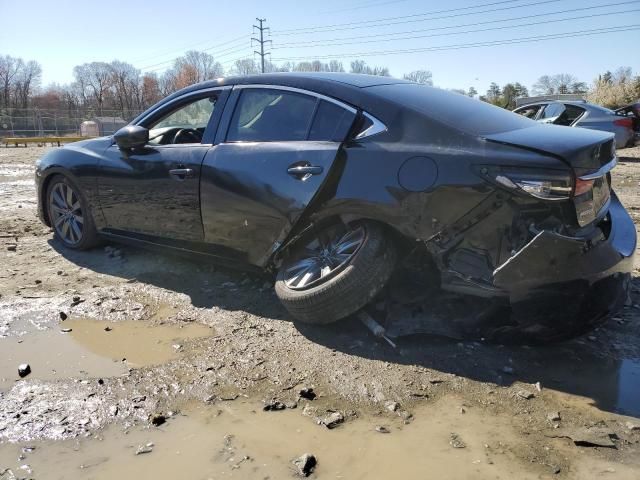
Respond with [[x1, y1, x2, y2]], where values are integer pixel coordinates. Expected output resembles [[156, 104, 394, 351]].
[[172, 128, 202, 144]]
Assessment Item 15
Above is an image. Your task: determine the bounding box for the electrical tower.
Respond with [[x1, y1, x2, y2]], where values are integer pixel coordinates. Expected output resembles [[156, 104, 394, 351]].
[[252, 18, 272, 73]]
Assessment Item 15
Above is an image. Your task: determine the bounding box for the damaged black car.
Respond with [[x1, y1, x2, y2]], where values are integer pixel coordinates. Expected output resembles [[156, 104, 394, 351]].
[[35, 73, 636, 330]]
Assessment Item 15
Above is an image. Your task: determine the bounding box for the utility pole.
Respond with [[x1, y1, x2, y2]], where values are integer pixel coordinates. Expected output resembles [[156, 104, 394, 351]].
[[252, 18, 272, 73]]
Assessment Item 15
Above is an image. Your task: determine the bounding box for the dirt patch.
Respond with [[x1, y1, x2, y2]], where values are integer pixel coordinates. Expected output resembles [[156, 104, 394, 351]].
[[0, 146, 639, 478]]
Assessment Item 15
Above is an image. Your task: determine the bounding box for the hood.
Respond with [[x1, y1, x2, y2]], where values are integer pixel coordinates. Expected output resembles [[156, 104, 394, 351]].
[[483, 124, 615, 176]]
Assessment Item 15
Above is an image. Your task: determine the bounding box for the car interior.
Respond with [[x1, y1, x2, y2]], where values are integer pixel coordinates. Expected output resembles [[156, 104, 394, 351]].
[[147, 96, 217, 145]]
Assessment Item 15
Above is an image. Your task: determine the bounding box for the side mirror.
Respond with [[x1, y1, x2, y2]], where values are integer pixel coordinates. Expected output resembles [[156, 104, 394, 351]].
[[114, 125, 149, 150]]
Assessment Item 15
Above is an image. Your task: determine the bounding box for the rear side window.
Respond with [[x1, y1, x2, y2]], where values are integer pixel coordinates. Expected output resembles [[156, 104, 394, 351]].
[[514, 105, 542, 119], [539, 103, 566, 121], [368, 83, 535, 135], [227, 89, 316, 142], [309, 100, 356, 141], [556, 104, 586, 126]]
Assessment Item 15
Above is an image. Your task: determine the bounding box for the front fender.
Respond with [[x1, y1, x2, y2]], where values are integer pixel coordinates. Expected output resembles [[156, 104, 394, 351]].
[[36, 138, 112, 228]]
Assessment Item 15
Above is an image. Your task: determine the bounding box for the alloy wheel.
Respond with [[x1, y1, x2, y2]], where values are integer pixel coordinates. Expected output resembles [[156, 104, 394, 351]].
[[49, 182, 84, 245], [283, 224, 366, 290]]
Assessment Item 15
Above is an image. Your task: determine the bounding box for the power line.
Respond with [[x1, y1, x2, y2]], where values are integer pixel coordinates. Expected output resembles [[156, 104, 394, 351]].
[[141, 42, 252, 72], [270, 25, 640, 61], [129, 34, 248, 64], [273, 1, 640, 47], [272, 8, 640, 50], [252, 18, 272, 73], [272, 0, 563, 35]]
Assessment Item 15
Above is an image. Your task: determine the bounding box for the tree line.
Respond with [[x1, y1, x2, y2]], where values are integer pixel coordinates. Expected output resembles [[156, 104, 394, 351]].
[[1, 50, 638, 122], [0, 52, 421, 119]]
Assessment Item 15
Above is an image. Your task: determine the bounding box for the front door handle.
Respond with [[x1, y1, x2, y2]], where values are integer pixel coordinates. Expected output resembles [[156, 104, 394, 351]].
[[287, 164, 323, 179], [169, 168, 194, 180]]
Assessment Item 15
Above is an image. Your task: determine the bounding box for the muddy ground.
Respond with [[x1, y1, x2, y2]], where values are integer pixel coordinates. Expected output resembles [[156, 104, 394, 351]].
[[0, 145, 639, 479]]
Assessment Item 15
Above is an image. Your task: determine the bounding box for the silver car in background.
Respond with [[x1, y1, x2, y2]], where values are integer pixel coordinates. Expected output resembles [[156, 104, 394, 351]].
[[513, 100, 636, 149]]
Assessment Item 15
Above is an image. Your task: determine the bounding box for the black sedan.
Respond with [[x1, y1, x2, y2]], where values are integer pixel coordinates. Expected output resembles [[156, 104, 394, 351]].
[[35, 73, 636, 327]]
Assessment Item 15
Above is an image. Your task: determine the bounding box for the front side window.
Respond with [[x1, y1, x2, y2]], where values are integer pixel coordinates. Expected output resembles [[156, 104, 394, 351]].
[[147, 96, 217, 145], [227, 89, 317, 142]]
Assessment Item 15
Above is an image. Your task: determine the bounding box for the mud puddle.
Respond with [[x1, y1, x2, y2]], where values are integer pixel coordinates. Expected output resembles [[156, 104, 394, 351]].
[[1, 319, 212, 390], [0, 398, 546, 480]]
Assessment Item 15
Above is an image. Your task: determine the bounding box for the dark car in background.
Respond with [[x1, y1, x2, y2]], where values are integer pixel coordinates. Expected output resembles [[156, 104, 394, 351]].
[[513, 100, 637, 149], [35, 73, 636, 331], [615, 100, 640, 141]]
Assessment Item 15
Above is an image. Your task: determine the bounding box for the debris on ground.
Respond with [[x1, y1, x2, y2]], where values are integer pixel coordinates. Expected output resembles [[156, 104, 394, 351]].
[[263, 399, 287, 411], [626, 422, 640, 431], [293, 453, 317, 477], [516, 390, 535, 400], [549, 428, 617, 448], [298, 388, 316, 401], [375, 426, 390, 434], [150, 413, 166, 427], [17, 364, 31, 378], [319, 411, 344, 429], [547, 412, 561, 422], [135, 442, 154, 455], [449, 433, 466, 448]]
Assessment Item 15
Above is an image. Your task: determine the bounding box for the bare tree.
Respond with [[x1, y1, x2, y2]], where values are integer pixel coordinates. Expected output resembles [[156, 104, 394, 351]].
[[109, 61, 141, 116], [532, 74, 584, 96], [73, 62, 112, 115], [230, 59, 259, 76], [13, 60, 42, 108], [0, 55, 25, 108], [350, 60, 390, 76], [403, 70, 433, 85]]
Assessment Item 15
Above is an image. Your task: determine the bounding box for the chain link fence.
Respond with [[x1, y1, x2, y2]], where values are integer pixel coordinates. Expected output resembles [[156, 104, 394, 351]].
[[0, 108, 143, 138]]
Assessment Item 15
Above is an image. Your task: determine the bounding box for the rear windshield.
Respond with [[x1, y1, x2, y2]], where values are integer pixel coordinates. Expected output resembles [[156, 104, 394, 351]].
[[367, 83, 536, 136]]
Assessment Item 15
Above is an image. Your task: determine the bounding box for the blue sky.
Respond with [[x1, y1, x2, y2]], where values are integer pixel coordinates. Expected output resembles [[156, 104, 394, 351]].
[[1, 0, 639, 95]]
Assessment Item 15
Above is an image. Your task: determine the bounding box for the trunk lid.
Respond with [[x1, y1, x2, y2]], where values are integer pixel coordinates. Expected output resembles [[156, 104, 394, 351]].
[[484, 124, 615, 177]]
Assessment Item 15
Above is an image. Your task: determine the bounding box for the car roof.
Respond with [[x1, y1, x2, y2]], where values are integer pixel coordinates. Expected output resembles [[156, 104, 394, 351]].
[[200, 72, 410, 89]]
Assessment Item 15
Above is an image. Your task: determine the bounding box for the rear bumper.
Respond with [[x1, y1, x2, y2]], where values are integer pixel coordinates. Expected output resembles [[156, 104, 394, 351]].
[[493, 192, 635, 324]]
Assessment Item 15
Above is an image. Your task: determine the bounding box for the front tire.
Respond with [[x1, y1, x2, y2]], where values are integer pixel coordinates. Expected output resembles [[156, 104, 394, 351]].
[[275, 222, 396, 324], [46, 174, 99, 250]]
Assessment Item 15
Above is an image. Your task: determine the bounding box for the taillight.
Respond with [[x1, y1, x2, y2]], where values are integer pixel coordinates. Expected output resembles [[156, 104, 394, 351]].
[[493, 170, 572, 201], [574, 177, 595, 196], [614, 117, 634, 128]]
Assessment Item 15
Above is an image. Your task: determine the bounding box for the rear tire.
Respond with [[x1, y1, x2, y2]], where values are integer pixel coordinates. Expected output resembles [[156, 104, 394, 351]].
[[275, 222, 396, 324], [46, 174, 100, 250]]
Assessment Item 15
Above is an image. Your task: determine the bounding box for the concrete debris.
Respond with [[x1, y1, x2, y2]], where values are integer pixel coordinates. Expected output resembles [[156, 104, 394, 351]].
[[547, 412, 561, 422], [385, 401, 400, 412], [135, 442, 154, 455], [549, 428, 617, 448], [319, 411, 344, 429], [293, 453, 317, 477], [517, 390, 535, 400]]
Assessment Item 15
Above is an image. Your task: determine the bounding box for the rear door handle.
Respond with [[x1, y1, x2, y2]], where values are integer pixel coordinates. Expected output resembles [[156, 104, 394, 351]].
[[287, 165, 323, 178], [169, 168, 194, 180]]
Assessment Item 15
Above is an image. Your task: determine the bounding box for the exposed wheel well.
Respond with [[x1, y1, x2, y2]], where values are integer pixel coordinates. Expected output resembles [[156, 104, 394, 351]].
[[40, 173, 59, 227], [272, 215, 417, 270]]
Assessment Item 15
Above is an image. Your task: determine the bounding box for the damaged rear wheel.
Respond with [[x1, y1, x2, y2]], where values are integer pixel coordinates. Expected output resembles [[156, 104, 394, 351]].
[[275, 222, 396, 324]]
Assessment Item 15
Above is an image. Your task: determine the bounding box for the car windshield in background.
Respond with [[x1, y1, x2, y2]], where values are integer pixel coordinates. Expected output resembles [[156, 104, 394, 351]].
[[368, 83, 536, 136]]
